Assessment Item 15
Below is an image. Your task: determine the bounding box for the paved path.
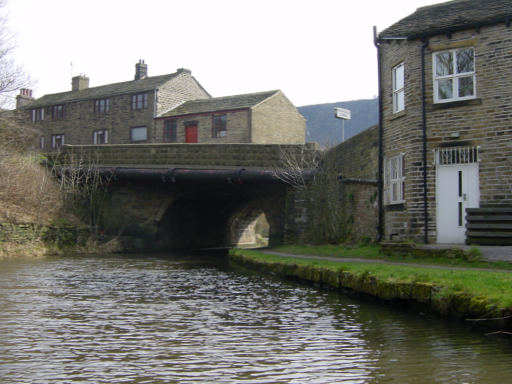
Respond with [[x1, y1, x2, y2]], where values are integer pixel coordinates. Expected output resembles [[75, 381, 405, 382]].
[[419, 244, 512, 262], [262, 251, 512, 273]]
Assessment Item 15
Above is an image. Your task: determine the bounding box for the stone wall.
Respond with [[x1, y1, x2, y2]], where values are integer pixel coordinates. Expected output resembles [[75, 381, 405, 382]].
[[24, 72, 211, 149], [155, 70, 210, 117], [0, 222, 88, 246], [30, 92, 156, 148], [330, 126, 379, 242], [251, 91, 306, 144], [154, 110, 252, 144], [55, 143, 319, 169], [290, 126, 379, 244], [380, 21, 512, 242]]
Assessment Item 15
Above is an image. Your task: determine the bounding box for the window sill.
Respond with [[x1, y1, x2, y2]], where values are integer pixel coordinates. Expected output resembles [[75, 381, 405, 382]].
[[389, 110, 406, 121], [429, 98, 482, 111], [385, 202, 405, 211]]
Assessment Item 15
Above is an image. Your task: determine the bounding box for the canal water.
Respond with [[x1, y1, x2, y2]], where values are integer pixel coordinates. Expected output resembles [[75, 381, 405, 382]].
[[1, 252, 511, 383]]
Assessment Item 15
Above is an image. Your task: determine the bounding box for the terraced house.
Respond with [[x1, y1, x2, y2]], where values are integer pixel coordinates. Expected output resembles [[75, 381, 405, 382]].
[[156, 90, 305, 144], [16, 61, 305, 148], [376, 0, 512, 245], [16, 61, 210, 149]]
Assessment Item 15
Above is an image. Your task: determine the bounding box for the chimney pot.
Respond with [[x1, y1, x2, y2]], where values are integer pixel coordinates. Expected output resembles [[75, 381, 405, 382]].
[[16, 88, 35, 109]]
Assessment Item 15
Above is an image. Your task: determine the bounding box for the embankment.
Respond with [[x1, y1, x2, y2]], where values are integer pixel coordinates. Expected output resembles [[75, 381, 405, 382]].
[[229, 249, 512, 331]]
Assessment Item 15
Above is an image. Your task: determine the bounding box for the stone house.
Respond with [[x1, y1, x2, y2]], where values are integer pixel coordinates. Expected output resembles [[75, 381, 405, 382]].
[[17, 61, 210, 149], [156, 90, 305, 144], [376, 0, 512, 244]]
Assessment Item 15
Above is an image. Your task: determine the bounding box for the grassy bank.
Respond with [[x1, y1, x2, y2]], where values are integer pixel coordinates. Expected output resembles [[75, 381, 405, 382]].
[[229, 248, 512, 328], [271, 244, 512, 269]]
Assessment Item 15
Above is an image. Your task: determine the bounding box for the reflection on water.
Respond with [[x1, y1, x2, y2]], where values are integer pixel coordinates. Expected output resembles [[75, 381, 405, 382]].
[[0, 253, 511, 383]]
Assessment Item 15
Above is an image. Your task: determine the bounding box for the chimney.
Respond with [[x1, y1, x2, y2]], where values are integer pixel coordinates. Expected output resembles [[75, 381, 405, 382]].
[[16, 88, 35, 109], [176, 67, 191, 75], [135, 59, 148, 80], [71, 75, 89, 91]]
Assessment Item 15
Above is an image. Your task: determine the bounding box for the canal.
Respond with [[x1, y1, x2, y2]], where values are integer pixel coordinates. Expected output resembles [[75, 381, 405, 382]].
[[1, 252, 511, 383]]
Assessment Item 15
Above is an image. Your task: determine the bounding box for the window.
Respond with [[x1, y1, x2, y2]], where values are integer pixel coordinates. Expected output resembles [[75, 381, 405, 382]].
[[51, 105, 64, 120], [131, 93, 148, 110], [392, 63, 405, 113], [93, 129, 108, 144], [163, 120, 177, 142], [51, 134, 65, 149], [385, 154, 405, 205], [31, 107, 44, 122], [39, 136, 45, 150], [212, 114, 227, 138], [130, 126, 147, 142], [433, 47, 475, 103], [95, 99, 110, 114]]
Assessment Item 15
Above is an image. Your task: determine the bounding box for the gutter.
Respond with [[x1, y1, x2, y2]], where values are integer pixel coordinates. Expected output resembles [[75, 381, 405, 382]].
[[374, 26, 384, 242]]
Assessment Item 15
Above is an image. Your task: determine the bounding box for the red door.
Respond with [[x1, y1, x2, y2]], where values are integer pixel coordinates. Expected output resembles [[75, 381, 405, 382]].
[[185, 125, 198, 143]]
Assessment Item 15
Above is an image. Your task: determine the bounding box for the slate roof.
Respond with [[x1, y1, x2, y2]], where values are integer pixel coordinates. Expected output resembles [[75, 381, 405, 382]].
[[379, 0, 512, 40], [25, 72, 181, 108], [160, 90, 280, 118]]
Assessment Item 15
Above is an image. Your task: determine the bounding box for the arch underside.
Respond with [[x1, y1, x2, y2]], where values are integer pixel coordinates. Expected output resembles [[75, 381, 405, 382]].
[[155, 183, 286, 250]]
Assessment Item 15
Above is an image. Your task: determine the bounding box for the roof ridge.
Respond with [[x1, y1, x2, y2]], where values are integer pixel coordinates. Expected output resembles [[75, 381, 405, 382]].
[[25, 71, 180, 108]]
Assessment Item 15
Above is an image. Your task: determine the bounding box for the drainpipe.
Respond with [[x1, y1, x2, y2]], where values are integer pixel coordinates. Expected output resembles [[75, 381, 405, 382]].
[[421, 37, 430, 244], [373, 26, 384, 242]]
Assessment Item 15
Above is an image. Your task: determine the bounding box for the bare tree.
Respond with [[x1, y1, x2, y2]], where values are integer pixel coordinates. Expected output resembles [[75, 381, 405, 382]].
[[273, 143, 351, 244], [50, 148, 113, 235], [0, 1, 30, 108], [272, 144, 320, 191]]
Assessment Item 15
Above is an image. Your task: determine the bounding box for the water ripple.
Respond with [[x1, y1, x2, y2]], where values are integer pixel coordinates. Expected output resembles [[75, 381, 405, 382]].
[[0, 254, 511, 383]]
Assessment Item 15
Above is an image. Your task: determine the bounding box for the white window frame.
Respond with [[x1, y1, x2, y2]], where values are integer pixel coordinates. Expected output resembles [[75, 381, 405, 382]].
[[93, 129, 108, 144], [433, 47, 476, 103], [131, 93, 148, 110], [130, 126, 147, 142], [385, 154, 405, 205], [95, 98, 110, 114], [392, 62, 405, 113], [31, 107, 44, 122], [51, 134, 65, 149]]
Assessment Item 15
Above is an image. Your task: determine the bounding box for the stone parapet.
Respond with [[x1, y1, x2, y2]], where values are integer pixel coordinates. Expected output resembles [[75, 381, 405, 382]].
[[52, 143, 319, 169]]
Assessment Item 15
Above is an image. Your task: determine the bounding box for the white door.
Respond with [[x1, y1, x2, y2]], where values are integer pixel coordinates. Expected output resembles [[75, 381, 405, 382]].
[[436, 163, 479, 243]]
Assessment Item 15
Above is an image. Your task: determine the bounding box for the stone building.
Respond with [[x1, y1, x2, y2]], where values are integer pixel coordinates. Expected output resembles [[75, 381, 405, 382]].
[[156, 90, 305, 144], [376, 0, 512, 244], [17, 61, 306, 149], [17, 61, 211, 149]]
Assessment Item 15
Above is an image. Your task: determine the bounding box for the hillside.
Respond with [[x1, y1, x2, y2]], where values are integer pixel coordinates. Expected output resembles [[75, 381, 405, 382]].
[[298, 98, 378, 147]]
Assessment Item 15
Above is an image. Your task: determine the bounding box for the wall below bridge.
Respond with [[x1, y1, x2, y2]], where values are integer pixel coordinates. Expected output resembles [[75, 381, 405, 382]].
[[99, 177, 293, 251]]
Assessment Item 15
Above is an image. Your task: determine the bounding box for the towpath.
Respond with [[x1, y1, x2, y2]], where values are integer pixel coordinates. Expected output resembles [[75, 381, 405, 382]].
[[261, 250, 512, 273]]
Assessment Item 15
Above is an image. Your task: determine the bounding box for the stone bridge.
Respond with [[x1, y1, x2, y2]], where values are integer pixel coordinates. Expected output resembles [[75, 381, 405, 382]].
[[56, 143, 317, 251]]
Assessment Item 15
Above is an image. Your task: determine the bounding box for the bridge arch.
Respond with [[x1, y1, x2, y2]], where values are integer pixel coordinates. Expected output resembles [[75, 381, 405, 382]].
[[154, 184, 286, 250]]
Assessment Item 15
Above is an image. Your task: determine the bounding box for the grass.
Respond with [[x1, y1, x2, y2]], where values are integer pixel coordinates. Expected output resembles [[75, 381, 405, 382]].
[[231, 248, 512, 312], [270, 244, 512, 270]]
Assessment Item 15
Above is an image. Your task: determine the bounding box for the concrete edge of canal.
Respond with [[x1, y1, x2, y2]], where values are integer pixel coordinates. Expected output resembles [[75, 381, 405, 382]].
[[228, 250, 512, 333]]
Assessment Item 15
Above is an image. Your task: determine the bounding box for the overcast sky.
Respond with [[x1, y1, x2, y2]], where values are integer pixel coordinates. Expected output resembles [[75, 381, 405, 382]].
[[5, 0, 444, 107]]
